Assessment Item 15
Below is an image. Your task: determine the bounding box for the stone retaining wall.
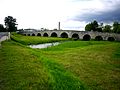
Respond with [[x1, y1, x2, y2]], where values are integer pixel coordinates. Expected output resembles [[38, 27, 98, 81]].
[[0, 32, 10, 45]]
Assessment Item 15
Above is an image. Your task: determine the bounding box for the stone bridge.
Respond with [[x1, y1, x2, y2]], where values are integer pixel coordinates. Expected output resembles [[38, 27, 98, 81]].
[[21, 30, 120, 41]]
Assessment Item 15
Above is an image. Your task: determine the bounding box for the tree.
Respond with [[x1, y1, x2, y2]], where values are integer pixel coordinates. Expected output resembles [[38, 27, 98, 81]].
[[97, 27, 102, 32], [116, 25, 120, 33], [4, 16, 17, 32], [0, 24, 6, 32], [103, 25, 112, 32], [85, 23, 92, 31], [92, 20, 98, 31], [113, 21, 120, 33], [96, 23, 103, 32], [113, 21, 118, 33], [85, 20, 99, 31]]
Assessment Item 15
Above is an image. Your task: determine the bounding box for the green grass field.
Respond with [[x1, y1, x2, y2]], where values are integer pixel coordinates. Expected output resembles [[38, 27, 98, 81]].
[[0, 34, 120, 90]]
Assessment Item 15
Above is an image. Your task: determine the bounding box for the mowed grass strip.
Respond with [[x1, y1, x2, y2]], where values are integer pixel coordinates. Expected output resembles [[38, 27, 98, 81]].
[[41, 41, 120, 90], [0, 41, 86, 90], [11, 33, 69, 45], [0, 41, 50, 90]]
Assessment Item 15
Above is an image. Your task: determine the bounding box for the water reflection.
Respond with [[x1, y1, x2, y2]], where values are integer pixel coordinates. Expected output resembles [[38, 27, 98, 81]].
[[29, 42, 60, 49]]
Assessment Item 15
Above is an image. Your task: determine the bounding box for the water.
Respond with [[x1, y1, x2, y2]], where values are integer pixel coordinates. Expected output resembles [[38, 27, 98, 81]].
[[29, 42, 60, 49]]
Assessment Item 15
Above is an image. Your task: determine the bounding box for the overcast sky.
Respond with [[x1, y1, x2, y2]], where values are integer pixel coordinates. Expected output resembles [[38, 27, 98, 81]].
[[0, 0, 120, 30]]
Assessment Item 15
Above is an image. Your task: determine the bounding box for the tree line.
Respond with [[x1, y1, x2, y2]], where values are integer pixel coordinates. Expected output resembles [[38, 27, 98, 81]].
[[85, 20, 120, 33], [0, 16, 17, 32]]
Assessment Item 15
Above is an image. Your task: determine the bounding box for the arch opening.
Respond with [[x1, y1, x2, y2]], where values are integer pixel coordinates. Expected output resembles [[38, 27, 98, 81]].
[[95, 36, 103, 41], [43, 33, 48, 37], [23, 34, 26, 36], [51, 32, 57, 37], [37, 33, 41, 36], [72, 33, 79, 40], [60, 32, 68, 38], [28, 34, 30, 36], [83, 34, 91, 41], [32, 33, 35, 36], [108, 37, 115, 41]]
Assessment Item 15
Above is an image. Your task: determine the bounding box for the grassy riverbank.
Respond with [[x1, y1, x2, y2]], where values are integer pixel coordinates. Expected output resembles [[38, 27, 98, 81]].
[[11, 33, 69, 45], [0, 35, 120, 90], [42, 41, 120, 90]]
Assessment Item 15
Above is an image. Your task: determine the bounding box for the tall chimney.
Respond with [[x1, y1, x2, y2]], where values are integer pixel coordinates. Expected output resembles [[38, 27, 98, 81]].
[[58, 22, 60, 30]]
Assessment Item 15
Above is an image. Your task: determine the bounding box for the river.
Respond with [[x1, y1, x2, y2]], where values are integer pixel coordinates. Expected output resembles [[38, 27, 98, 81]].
[[29, 42, 60, 49]]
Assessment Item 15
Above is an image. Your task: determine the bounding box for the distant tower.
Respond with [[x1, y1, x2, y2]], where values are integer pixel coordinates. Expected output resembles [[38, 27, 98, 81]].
[[58, 22, 60, 30]]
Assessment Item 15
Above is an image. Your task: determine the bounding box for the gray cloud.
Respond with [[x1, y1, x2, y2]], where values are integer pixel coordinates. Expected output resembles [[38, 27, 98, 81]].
[[72, 0, 120, 23]]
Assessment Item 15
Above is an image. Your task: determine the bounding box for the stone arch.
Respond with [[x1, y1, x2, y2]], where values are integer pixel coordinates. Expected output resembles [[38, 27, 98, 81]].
[[60, 32, 68, 38], [43, 33, 48, 37], [83, 34, 91, 41], [28, 34, 30, 36], [32, 33, 35, 36], [37, 33, 41, 36], [23, 34, 26, 36], [72, 33, 79, 40], [51, 32, 58, 37], [95, 36, 103, 41], [107, 37, 115, 41]]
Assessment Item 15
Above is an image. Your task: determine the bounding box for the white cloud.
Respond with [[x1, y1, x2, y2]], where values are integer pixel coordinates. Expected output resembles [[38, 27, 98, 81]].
[[0, 0, 77, 29], [61, 20, 86, 30], [0, 0, 120, 30]]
